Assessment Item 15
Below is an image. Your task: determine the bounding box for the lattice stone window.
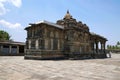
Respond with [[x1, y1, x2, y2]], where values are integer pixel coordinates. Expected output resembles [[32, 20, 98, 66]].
[[55, 31, 59, 38], [39, 39, 44, 49], [53, 39, 58, 50], [31, 40, 35, 49], [50, 32, 54, 38]]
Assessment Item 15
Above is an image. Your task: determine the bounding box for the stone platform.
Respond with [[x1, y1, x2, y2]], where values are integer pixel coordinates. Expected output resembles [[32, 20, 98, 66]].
[[0, 53, 120, 80]]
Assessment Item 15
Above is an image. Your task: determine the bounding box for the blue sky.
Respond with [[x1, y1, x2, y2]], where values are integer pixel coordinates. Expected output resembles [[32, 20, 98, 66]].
[[0, 0, 120, 45]]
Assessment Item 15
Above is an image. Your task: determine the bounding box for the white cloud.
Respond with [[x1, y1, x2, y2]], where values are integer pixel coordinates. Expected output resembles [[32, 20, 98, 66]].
[[0, 1, 7, 15], [0, 0, 22, 15], [0, 19, 22, 29], [9, 0, 22, 8]]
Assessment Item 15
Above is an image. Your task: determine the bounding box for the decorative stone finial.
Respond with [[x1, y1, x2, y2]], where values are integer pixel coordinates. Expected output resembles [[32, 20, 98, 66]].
[[67, 10, 69, 14], [64, 10, 72, 19]]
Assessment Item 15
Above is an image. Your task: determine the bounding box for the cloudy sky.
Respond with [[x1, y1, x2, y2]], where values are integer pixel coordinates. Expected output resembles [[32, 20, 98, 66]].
[[0, 0, 120, 45]]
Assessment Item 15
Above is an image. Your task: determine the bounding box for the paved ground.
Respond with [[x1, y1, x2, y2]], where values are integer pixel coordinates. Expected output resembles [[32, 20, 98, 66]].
[[0, 53, 120, 80]]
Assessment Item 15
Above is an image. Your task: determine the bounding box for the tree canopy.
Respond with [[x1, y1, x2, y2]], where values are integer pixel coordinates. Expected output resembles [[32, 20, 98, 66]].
[[107, 41, 120, 50], [0, 30, 11, 41], [117, 41, 120, 45]]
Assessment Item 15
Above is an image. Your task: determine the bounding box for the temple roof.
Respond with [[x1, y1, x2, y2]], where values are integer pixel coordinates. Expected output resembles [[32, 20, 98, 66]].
[[25, 20, 64, 30], [90, 32, 107, 41]]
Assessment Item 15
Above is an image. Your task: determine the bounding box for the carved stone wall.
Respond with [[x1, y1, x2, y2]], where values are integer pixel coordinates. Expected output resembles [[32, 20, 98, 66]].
[[25, 11, 107, 59]]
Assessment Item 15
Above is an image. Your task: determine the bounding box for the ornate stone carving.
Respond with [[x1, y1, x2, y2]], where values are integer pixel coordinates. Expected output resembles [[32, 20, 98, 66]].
[[25, 11, 108, 59]]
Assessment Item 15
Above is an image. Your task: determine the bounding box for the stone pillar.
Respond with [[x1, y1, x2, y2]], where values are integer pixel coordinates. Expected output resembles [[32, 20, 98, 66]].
[[94, 43, 96, 53], [80, 46, 82, 52], [32, 28, 35, 37], [95, 41, 98, 53], [0, 45, 1, 52], [51, 39, 53, 50], [36, 40, 39, 49], [9, 45, 12, 54], [0, 45, 1, 53], [0, 45, 3, 53], [100, 42, 102, 50], [32, 29, 33, 37], [103, 42, 106, 53], [100, 42, 103, 53], [61, 40, 64, 51], [58, 39, 60, 50], [45, 39, 48, 50], [24, 45, 26, 54], [17, 45, 19, 54], [1, 45, 3, 54], [48, 39, 50, 50], [28, 40, 31, 49], [92, 42, 94, 53]]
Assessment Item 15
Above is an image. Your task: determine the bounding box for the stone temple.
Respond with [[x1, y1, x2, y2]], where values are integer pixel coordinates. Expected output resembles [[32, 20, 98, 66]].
[[24, 11, 107, 59]]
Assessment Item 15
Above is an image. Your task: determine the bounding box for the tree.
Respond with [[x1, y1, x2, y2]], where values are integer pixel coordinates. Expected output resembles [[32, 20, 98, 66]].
[[112, 46, 115, 50], [107, 45, 109, 49], [115, 45, 118, 50], [0, 30, 11, 41], [109, 45, 112, 49], [117, 41, 120, 45]]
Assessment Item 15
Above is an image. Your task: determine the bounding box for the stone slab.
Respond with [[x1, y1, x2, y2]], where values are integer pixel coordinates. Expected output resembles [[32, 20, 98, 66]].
[[0, 53, 120, 80]]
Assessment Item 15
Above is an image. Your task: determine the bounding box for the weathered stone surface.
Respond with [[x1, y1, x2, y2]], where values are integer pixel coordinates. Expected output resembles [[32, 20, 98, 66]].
[[0, 53, 120, 80], [25, 11, 107, 59]]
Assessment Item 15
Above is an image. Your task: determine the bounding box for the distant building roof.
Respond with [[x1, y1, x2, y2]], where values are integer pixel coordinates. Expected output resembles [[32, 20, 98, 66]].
[[0, 40, 25, 45]]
